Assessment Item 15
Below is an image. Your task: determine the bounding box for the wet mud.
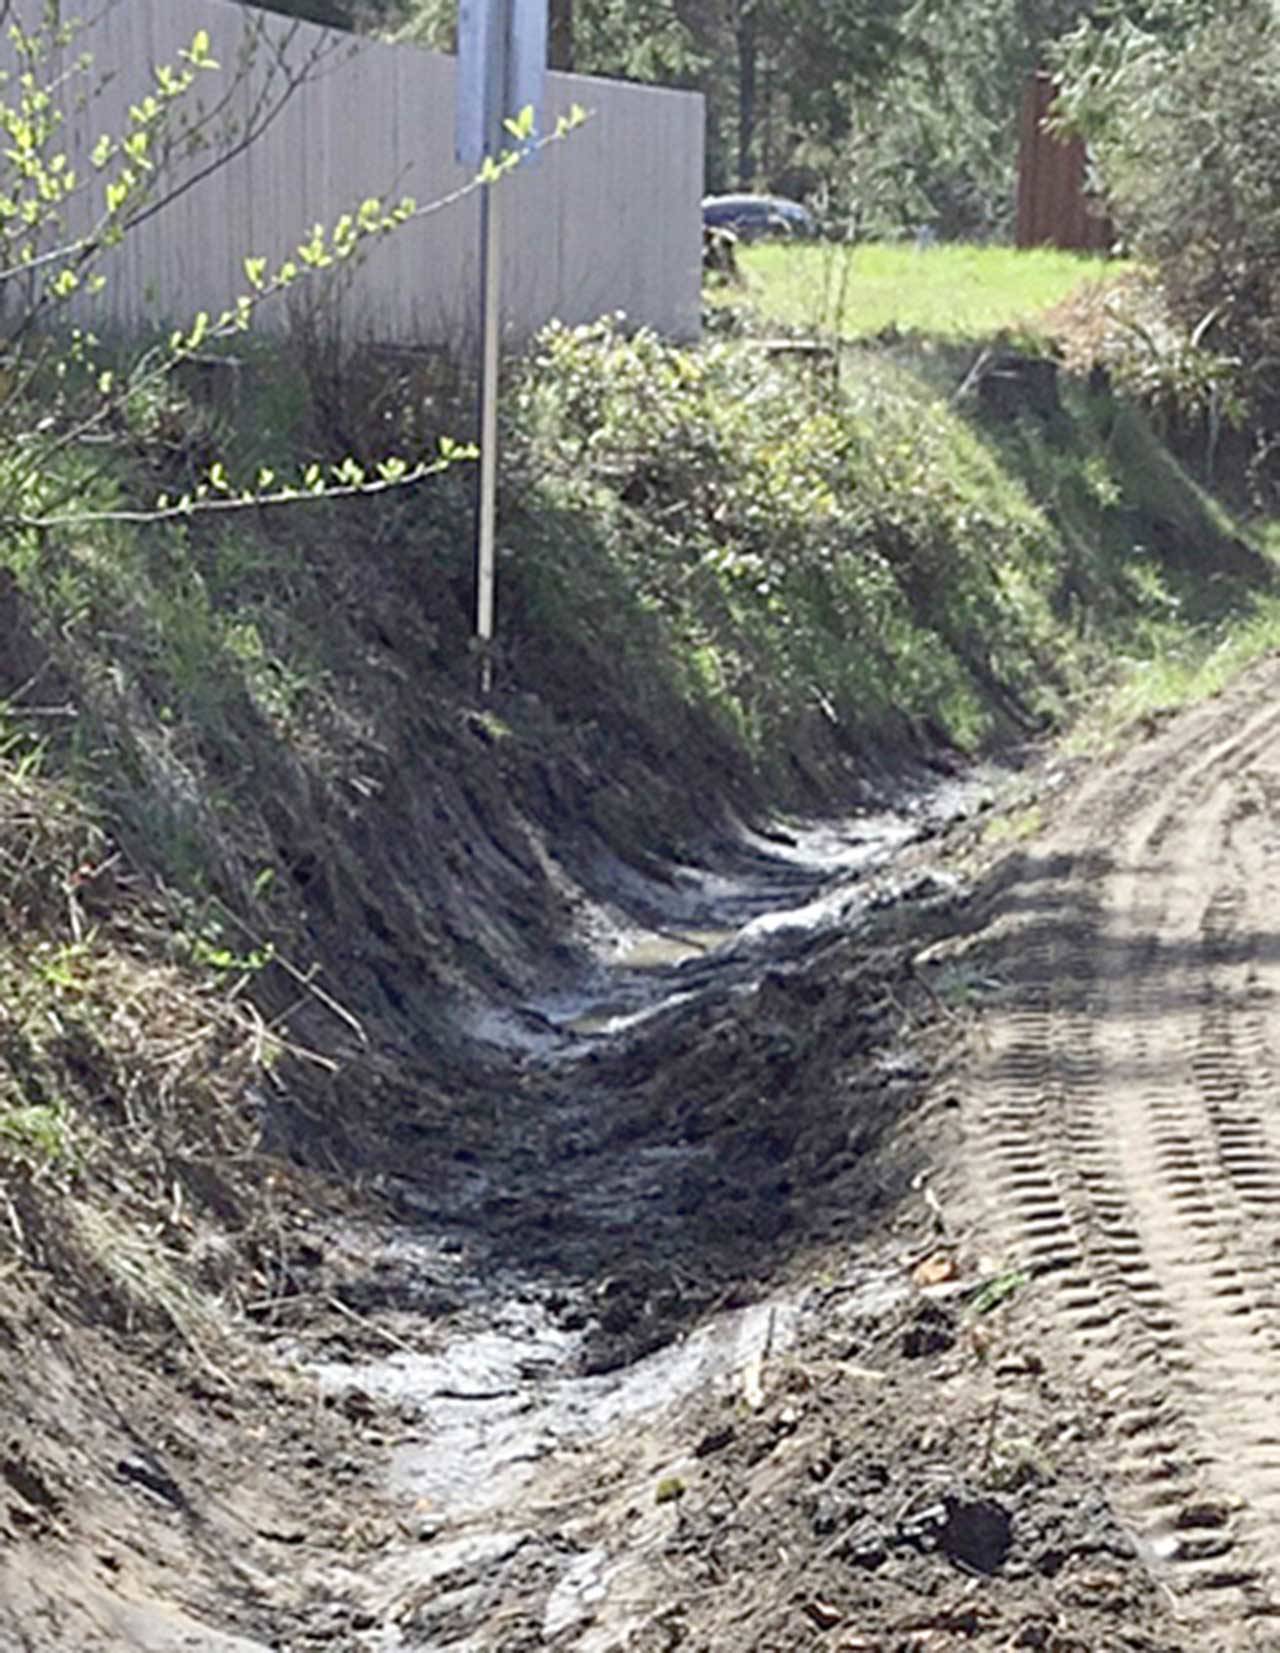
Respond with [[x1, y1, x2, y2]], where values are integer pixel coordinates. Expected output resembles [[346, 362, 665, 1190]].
[[283, 758, 1194, 1650], [23, 656, 1280, 1650]]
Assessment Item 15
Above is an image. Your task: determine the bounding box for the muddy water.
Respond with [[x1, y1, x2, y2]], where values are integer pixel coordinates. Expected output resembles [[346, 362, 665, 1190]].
[[318, 773, 1002, 1648], [327, 1260, 908, 1651], [315, 1293, 802, 1522], [486, 783, 990, 1049]]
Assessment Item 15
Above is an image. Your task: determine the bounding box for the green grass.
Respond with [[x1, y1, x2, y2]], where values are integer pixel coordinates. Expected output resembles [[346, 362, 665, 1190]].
[[1069, 587, 1280, 753], [721, 241, 1124, 342], [1061, 521, 1280, 752]]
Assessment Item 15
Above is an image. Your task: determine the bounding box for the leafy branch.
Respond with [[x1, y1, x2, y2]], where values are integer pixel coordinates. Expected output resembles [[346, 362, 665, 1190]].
[[0, 9, 590, 533]]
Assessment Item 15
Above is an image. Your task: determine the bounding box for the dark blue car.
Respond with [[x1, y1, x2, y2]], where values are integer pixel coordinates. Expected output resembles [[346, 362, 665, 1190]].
[[702, 194, 818, 242]]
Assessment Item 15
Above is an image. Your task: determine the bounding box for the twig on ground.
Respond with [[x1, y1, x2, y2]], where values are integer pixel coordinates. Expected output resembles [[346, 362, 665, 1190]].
[[327, 1294, 421, 1356], [201, 893, 369, 1046]]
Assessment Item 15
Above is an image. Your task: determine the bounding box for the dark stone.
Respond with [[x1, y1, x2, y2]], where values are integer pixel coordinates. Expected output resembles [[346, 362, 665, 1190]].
[[694, 1424, 736, 1458], [115, 1454, 187, 1510], [939, 1494, 1013, 1574], [900, 1300, 956, 1359]]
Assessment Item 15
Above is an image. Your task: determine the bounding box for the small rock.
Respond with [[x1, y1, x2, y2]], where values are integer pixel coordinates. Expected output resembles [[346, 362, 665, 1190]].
[[939, 1494, 1013, 1574], [115, 1455, 186, 1510], [912, 1253, 957, 1289], [803, 1598, 844, 1630], [339, 1387, 378, 1421], [996, 1349, 1045, 1378], [900, 1300, 956, 1359], [694, 1424, 735, 1458]]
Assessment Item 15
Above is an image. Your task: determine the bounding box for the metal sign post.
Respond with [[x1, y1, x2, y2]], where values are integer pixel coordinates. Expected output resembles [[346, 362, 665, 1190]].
[[456, 0, 547, 696], [475, 178, 501, 695]]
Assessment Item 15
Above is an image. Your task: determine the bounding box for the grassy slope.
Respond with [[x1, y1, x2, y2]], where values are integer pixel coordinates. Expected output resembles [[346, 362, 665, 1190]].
[[507, 317, 1273, 792]]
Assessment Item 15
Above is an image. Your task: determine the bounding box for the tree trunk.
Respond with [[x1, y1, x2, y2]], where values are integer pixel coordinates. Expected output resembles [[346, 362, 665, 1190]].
[[736, 2, 757, 188], [549, 0, 574, 71], [762, 51, 772, 182]]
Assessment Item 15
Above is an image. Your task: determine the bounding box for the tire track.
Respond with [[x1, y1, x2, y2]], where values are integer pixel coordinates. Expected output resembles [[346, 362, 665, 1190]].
[[968, 671, 1280, 1638]]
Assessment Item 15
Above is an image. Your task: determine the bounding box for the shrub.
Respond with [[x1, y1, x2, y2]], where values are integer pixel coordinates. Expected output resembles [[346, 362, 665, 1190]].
[[1054, 2, 1280, 420], [507, 320, 1067, 774]]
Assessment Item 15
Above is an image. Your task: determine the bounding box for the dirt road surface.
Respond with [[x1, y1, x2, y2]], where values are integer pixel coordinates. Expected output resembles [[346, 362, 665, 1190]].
[[952, 655, 1280, 1649]]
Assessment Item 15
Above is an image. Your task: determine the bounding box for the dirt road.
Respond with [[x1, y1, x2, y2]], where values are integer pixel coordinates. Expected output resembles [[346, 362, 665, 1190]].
[[959, 656, 1280, 1647]]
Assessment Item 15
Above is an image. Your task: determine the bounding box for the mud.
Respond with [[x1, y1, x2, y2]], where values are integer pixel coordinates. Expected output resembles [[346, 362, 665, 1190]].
[[21, 656, 1280, 1650], [304, 660, 1280, 1651], [274, 755, 1186, 1651]]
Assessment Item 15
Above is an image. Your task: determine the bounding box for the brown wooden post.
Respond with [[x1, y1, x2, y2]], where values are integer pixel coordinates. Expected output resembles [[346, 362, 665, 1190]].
[[1016, 72, 1112, 253]]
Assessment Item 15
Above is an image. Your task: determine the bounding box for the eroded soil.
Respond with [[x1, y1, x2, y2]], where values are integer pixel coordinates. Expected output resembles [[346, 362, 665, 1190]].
[[15, 659, 1280, 1649], [318, 658, 1280, 1651]]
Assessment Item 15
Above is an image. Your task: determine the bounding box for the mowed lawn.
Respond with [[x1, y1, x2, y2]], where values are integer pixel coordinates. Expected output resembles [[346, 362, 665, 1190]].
[[726, 241, 1122, 341]]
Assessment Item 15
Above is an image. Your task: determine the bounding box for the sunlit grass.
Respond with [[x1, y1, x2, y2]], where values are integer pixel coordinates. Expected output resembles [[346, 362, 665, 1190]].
[[719, 241, 1125, 342], [1070, 583, 1280, 753]]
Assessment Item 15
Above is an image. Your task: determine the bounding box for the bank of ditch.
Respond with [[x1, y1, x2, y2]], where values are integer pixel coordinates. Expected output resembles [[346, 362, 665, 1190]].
[[0, 313, 1275, 1644]]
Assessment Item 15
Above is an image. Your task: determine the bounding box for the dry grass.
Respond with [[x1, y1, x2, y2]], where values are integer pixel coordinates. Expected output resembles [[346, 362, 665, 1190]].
[[1039, 268, 1157, 376], [0, 759, 313, 1359]]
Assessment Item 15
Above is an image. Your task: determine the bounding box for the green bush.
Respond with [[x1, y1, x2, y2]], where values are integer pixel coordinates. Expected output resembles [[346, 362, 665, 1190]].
[[507, 320, 1068, 774], [1055, 3, 1280, 419]]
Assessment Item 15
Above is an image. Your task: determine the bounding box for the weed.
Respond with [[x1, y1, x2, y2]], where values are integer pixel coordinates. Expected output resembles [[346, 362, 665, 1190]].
[[34, 940, 95, 995], [986, 1438, 1054, 1493], [983, 805, 1043, 847], [930, 958, 1010, 1009], [465, 708, 513, 744], [0, 1103, 73, 1170], [190, 935, 275, 975], [967, 1269, 1029, 1317]]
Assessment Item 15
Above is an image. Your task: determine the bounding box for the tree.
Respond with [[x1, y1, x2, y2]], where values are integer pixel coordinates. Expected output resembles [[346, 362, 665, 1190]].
[[805, 0, 1116, 238], [550, 0, 574, 70], [390, 0, 905, 191], [385, 0, 1136, 214], [1053, 0, 1280, 417]]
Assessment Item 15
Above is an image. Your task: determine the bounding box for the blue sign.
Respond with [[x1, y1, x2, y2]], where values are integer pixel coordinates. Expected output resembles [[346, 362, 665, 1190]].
[[456, 0, 548, 168]]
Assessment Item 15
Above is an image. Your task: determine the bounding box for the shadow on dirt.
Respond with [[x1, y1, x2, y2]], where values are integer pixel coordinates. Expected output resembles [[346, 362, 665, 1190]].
[[959, 845, 1280, 1013]]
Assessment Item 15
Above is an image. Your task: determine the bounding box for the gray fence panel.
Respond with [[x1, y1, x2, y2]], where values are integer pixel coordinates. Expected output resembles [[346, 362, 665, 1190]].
[[6, 0, 702, 346]]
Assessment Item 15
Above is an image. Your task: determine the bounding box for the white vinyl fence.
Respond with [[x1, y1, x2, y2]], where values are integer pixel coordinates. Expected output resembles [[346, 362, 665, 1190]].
[[7, 0, 704, 346]]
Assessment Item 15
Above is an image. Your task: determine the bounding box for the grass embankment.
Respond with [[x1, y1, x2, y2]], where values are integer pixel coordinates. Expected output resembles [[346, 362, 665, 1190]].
[[508, 316, 1272, 790], [0, 265, 1275, 1338], [1068, 523, 1280, 749], [714, 240, 1123, 340]]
